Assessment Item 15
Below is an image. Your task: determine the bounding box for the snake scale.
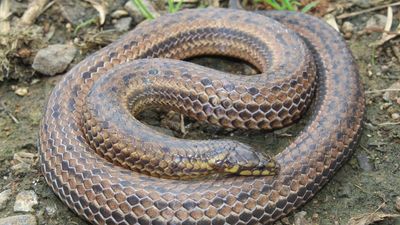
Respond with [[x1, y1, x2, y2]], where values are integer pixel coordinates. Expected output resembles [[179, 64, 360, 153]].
[[39, 8, 364, 225]]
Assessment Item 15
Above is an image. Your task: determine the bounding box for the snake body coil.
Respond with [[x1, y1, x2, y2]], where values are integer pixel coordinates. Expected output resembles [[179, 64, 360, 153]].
[[39, 9, 364, 224]]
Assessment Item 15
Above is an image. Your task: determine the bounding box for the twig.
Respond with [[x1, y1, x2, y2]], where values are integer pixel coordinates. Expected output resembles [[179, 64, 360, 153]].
[[180, 114, 187, 135], [365, 88, 400, 94], [371, 6, 400, 47], [359, 144, 373, 156], [337, 2, 400, 19], [0, 0, 11, 34], [42, 1, 56, 14], [354, 183, 369, 195], [19, 0, 49, 26], [362, 27, 400, 35], [377, 121, 400, 126], [0, 102, 19, 124]]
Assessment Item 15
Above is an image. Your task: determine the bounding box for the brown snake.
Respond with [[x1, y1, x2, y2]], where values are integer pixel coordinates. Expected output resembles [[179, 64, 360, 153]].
[[39, 8, 364, 225]]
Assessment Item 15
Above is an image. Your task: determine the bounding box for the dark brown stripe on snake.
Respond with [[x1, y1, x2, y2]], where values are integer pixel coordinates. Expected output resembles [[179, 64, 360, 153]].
[[39, 8, 364, 225]]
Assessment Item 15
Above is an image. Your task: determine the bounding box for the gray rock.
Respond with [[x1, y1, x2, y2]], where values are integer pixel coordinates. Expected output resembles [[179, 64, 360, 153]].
[[32, 44, 77, 76], [365, 14, 387, 30], [14, 190, 38, 212], [115, 17, 132, 32], [57, 0, 97, 25], [0, 215, 37, 225], [0, 189, 12, 209]]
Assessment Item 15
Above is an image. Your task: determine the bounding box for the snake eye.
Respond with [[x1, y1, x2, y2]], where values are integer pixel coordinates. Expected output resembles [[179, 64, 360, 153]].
[[214, 159, 224, 166]]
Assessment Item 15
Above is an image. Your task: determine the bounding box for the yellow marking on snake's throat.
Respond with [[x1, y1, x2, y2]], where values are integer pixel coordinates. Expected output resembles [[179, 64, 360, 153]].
[[225, 165, 239, 173], [261, 170, 270, 176], [252, 170, 261, 176], [239, 170, 252, 175]]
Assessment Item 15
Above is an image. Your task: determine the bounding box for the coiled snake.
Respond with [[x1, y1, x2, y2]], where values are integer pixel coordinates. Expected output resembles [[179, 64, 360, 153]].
[[39, 8, 364, 225]]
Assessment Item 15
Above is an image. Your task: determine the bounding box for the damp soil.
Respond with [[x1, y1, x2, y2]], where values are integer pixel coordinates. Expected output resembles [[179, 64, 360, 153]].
[[0, 0, 399, 224]]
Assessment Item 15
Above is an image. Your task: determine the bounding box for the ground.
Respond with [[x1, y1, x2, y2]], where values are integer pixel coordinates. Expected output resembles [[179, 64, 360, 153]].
[[0, 0, 399, 224]]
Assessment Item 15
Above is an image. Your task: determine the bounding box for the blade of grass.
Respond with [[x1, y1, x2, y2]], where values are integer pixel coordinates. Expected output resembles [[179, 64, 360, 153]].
[[74, 17, 97, 36], [167, 0, 183, 13], [167, 0, 174, 12], [174, 0, 184, 12], [131, 0, 155, 20], [301, 1, 319, 13], [282, 0, 295, 11], [264, 0, 284, 10]]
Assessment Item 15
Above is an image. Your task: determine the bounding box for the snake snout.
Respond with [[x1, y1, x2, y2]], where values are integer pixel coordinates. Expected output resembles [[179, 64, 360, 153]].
[[222, 146, 278, 176]]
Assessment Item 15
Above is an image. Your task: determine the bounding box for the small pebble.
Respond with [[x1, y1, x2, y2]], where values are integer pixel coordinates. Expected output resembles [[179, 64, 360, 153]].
[[0, 189, 12, 209], [383, 82, 400, 102], [396, 196, 400, 211], [14, 87, 28, 97], [14, 190, 38, 212], [311, 213, 319, 223], [293, 211, 308, 225], [32, 44, 77, 76], [342, 21, 354, 33], [392, 113, 399, 120], [0, 215, 37, 225], [45, 204, 57, 217], [343, 32, 352, 39]]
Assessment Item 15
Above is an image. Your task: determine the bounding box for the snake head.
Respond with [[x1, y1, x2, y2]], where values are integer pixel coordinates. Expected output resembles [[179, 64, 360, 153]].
[[211, 145, 279, 176]]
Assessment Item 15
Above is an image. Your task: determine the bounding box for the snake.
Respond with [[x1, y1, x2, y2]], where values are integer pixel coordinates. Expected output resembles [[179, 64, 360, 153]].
[[39, 8, 364, 225]]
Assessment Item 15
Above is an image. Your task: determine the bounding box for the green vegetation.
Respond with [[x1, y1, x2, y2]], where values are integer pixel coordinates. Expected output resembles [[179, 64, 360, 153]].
[[74, 17, 98, 35], [256, 0, 319, 13], [131, 0, 156, 20], [131, 0, 184, 20], [167, 0, 184, 13]]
